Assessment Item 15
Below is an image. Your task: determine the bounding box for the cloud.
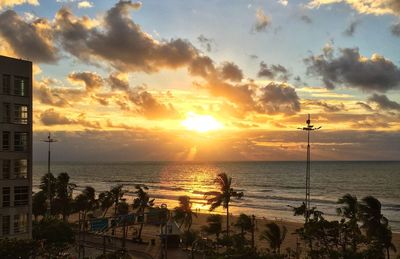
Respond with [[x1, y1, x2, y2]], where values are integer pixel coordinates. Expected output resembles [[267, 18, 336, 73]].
[[0, 0, 38, 9], [356, 102, 374, 112], [391, 22, 400, 36], [78, 1, 93, 8], [253, 8, 270, 32], [368, 94, 400, 111], [306, 100, 345, 112], [126, 87, 181, 119], [219, 62, 243, 82], [107, 72, 130, 91], [257, 62, 291, 81], [300, 15, 313, 24], [40, 108, 101, 128], [68, 72, 104, 92], [258, 83, 301, 115], [305, 47, 400, 92], [343, 20, 360, 36], [0, 10, 59, 63], [197, 34, 215, 52], [34, 79, 71, 107], [54, 2, 198, 72], [307, 0, 400, 16]]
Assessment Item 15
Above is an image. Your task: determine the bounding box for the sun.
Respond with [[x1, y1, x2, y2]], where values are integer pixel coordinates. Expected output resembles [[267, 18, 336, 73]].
[[181, 112, 223, 133]]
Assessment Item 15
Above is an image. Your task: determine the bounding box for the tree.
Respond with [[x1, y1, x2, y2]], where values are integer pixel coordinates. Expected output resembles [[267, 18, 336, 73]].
[[0, 238, 38, 259], [39, 172, 57, 215], [260, 222, 287, 254], [201, 214, 223, 240], [204, 173, 243, 237], [235, 213, 253, 237], [53, 172, 76, 221], [132, 185, 155, 240], [33, 217, 75, 257], [74, 186, 97, 231], [33, 191, 47, 221], [98, 191, 114, 217], [174, 195, 197, 231], [110, 185, 125, 216]]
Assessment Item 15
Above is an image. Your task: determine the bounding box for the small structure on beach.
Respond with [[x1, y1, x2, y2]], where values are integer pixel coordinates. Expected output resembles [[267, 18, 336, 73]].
[[160, 218, 181, 248]]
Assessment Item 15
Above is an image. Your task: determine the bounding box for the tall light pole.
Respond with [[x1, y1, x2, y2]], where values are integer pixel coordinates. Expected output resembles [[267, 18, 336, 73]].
[[298, 114, 320, 222], [42, 132, 57, 216]]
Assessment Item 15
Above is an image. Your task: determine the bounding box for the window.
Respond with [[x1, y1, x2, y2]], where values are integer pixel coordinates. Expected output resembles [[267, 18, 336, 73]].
[[2, 215, 10, 235], [14, 214, 28, 234], [14, 104, 28, 124], [14, 77, 28, 97], [14, 186, 29, 206], [2, 103, 11, 123], [2, 74, 10, 95], [2, 131, 10, 150], [2, 160, 11, 179], [14, 132, 28, 152], [14, 159, 28, 179], [2, 187, 10, 207]]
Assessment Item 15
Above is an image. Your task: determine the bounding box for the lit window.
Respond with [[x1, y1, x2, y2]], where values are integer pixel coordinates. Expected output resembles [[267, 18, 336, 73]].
[[2, 187, 10, 207], [2, 215, 10, 235], [2, 74, 10, 95], [2, 160, 11, 179], [14, 159, 28, 179], [14, 132, 28, 152], [13, 214, 28, 233], [2, 103, 11, 123], [2, 131, 10, 151], [14, 186, 29, 206], [14, 104, 28, 124], [14, 77, 28, 97]]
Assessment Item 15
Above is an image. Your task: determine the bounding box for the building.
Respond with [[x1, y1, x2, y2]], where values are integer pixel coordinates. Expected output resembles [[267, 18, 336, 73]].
[[0, 56, 32, 239]]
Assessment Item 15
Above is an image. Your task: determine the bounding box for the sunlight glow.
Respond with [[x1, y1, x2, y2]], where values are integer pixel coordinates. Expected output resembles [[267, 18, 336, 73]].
[[181, 112, 223, 133]]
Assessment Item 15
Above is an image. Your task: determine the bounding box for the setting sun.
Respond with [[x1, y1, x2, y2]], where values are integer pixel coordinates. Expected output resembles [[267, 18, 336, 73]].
[[181, 112, 223, 132]]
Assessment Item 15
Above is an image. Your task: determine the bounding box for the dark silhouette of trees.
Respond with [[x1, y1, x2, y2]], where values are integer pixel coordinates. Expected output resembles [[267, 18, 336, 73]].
[[98, 190, 114, 217], [174, 195, 197, 231], [204, 173, 243, 237], [132, 184, 154, 241], [201, 214, 223, 240], [260, 222, 287, 254]]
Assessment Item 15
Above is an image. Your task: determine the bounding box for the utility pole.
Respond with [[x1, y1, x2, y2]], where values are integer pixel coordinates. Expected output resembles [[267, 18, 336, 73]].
[[298, 114, 320, 222], [41, 132, 57, 216]]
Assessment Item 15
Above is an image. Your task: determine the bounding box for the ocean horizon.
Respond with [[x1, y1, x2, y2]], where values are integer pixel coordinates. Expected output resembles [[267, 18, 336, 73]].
[[33, 161, 400, 232]]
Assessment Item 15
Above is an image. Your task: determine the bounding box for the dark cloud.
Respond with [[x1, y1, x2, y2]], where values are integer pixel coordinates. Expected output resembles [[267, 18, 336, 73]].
[[306, 100, 345, 112], [34, 79, 71, 107], [343, 20, 360, 36], [0, 10, 58, 63], [107, 72, 130, 91], [68, 71, 104, 91], [258, 83, 301, 115], [55, 2, 198, 72], [197, 34, 215, 52], [368, 94, 400, 111], [253, 8, 270, 32], [356, 102, 374, 112], [300, 15, 312, 24], [40, 108, 101, 128], [391, 22, 400, 36], [305, 47, 400, 92], [257, 62, 291, 81], [219, 62, 243, 82]]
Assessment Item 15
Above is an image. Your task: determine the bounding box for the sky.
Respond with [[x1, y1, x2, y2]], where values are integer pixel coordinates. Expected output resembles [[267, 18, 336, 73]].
[[1, 0, 400, 161]]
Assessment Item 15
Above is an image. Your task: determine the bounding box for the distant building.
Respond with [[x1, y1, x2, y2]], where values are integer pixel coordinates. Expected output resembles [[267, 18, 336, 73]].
[[0, 56, 32, 239]]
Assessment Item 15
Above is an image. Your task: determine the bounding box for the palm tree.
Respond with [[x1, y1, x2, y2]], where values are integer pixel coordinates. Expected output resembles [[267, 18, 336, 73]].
[[54, 172, 76, 221], [234, 213, 253, 237], [260, 222, 287, 254], [204, 173, 243, 237], [98, 191, 114, 217], [174, 195, 197, 231], [74, 186, 97, 231], [132, 185, 155, 240], [337, 194, 361, 253], [359, 196, 388, 239], [110, 184, 125, 216], [32, 191, 47, 221], [39, 172, 57, 215], [381, 226, 397, 259], [201, 214, 223, 240]]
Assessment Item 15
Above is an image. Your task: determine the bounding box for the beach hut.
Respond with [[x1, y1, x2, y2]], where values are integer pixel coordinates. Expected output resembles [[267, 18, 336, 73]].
[[160, 218, 182, 248]]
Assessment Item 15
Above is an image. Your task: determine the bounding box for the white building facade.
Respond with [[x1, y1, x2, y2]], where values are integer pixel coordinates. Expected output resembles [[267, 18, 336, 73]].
[[0, 56, 32, 239]]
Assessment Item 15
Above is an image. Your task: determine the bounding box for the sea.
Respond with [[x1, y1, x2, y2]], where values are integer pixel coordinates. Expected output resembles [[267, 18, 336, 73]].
[[33, 161, 400, 232]]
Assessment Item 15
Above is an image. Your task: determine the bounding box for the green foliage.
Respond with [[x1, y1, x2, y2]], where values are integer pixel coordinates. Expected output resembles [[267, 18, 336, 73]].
[[202, 214, 223, 239], [235, 213, 253, 237], [260, 222, 287, 254], [0, 238, 38, 259], [33, 217, 75, 256]]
